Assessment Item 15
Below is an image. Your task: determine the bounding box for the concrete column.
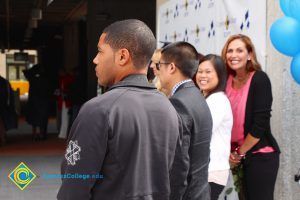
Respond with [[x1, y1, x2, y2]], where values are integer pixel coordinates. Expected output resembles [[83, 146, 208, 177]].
[[267, 1, 300, 200]]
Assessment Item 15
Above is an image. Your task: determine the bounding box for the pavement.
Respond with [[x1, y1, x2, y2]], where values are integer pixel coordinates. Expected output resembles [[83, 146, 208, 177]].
[[0, 156, 62, 200], [0, 117, 65, 200]]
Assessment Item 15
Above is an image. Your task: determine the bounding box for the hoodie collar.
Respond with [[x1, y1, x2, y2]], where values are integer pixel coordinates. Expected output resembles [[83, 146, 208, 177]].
[[108, 74, 156, 91]]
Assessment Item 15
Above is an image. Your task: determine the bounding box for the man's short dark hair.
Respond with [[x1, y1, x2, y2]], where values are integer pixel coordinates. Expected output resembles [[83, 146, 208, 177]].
[[161, 42, 199, 78], [103, 19, 156, 69]]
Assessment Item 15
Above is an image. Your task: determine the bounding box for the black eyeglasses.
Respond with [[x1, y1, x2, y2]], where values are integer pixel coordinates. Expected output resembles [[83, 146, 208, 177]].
[[150, 61, 171, 70]]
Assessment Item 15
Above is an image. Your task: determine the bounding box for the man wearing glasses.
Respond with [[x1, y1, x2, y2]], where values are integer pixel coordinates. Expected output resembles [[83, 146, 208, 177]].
[[156, 42, 212, 200]]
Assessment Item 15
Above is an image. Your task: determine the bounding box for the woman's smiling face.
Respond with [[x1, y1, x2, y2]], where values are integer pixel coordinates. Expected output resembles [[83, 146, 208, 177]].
[[225, 39, 250, 72], [196, 60, 219, 97]]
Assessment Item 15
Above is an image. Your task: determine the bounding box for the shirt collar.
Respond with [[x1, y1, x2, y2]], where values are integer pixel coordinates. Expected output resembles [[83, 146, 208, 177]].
[[108, 74, 156, 91], [171, 79, 192, 96]]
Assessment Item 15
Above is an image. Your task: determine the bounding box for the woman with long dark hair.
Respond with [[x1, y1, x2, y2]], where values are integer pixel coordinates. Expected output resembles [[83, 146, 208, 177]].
[[194, 54, 233, 200]]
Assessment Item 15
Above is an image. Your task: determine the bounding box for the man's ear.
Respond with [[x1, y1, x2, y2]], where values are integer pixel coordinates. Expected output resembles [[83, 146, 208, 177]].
[[169, 63, 176, 74], [117, 48, 130, 66]]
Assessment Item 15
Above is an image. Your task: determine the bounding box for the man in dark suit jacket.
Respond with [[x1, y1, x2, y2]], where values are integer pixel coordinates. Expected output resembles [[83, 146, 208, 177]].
[[156, 42, 212, 200]]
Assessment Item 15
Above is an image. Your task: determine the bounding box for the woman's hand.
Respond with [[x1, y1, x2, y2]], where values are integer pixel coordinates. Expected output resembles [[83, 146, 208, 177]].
[[229, 152, 243, 167]]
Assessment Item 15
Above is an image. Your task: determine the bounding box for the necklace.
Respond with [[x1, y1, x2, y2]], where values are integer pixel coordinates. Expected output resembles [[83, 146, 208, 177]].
[[235, 72, 249, 82], [233, 72, 250, 89]]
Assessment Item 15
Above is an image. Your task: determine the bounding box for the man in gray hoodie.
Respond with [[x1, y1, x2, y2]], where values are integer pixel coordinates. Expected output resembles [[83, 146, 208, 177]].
[[57, 19, 181, 200]]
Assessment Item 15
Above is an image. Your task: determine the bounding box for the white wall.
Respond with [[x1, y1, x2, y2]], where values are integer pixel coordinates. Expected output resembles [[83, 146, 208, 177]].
[[156, 0, 168, 43]]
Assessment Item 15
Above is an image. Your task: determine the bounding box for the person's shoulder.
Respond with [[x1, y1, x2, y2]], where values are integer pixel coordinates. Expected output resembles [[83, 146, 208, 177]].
[[174, 84, 204, 100], [253, 70, 269, 80], [252, 70, 271, 85], [207, 91, 227, 102], [207, 92, 230, 109], [171, 88, 204, 110], [208, 91, 226, 98], [81, 90, 124, 113], [84, 87, 164, 111]]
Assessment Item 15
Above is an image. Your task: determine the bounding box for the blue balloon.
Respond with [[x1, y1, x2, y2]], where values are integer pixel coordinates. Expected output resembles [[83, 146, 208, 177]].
[[291, 53, 300, 84], [270, 17, 300, 57], [280, 0, 291, 16], [289, 0, 300, 22]]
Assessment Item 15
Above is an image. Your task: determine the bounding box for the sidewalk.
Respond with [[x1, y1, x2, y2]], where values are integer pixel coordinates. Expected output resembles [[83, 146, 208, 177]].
[[0, 117, 66, 199], [0, 156, 62, 200]]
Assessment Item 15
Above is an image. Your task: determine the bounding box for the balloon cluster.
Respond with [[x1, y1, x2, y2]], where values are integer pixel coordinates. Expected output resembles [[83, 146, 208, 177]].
[[270, 0, 300, 84]]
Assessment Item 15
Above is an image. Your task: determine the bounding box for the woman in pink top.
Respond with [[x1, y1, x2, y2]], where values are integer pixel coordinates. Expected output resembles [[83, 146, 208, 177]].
[[221, 34, 280, 200]]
